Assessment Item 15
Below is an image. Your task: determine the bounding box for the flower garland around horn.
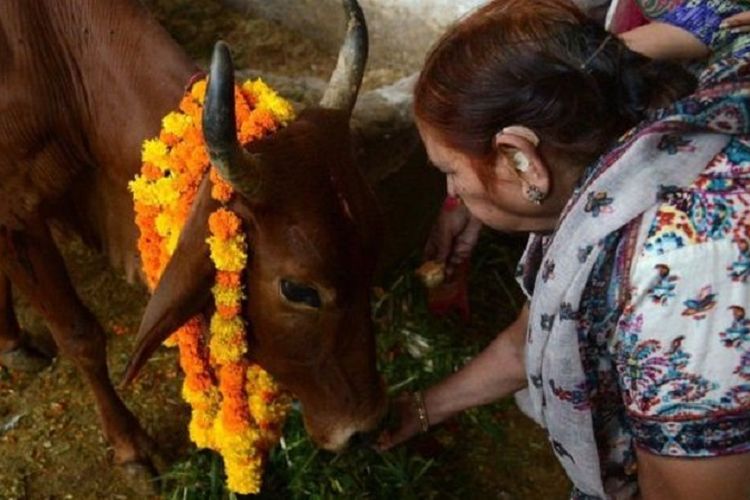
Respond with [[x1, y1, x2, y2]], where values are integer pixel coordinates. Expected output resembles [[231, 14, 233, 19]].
[[129, 77, 295, 494]]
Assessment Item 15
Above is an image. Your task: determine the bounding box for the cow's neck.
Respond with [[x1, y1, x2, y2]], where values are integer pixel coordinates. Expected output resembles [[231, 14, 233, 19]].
[[54, 0, 197, 173], [46, 0, 197, 280]]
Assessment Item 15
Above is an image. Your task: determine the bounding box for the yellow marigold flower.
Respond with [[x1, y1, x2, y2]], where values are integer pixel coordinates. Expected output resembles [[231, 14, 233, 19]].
[[209, 316, 246, 364], [225, 457, 263, 495], [191, 79, 207, 103], [154, 212, 172, 238], [142, 139, 170, 171], [128, 176, 149, 204], [213, 418, 264, 494], [214, 418, 257, 456], [243, 79, 295, 124], [152, 178, 180, 206], [184, 385, 220, 450], [165, 230, 180, 256], [212, 284, 243, 307], [210, 314, 244, 338], [182, 382, 220, 408], [162, 112, 192, 138], [247, 364, 279, 391], [210, 335, 246, 366], [249, 394, 273, 426], [207, 234, 247, 272], [129, 176, 180, 207], [246, 365, 290, 448], [189, 413, 216, 450]]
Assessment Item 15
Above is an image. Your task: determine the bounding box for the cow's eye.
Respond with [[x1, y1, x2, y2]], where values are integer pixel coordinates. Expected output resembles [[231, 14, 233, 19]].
[[280, 279, 322, 308]]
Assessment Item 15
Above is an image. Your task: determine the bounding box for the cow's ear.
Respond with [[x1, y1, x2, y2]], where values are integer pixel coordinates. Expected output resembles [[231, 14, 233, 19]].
[[121, 176, 218, 385]]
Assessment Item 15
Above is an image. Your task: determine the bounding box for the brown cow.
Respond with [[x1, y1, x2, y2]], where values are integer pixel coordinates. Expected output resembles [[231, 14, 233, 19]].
[[0, 0, 385, 478]]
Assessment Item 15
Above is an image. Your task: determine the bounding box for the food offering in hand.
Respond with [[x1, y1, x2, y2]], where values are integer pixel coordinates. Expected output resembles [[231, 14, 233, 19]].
[[416, 260, 447, 289]]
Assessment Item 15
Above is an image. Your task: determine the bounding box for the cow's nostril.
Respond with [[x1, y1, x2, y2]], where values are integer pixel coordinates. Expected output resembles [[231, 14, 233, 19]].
[[348, 430, 376, 449]]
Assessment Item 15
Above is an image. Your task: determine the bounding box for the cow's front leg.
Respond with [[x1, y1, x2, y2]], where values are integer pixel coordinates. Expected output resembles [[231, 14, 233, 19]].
[[0, 270, 50, 372], [0, 222, 159, 475]]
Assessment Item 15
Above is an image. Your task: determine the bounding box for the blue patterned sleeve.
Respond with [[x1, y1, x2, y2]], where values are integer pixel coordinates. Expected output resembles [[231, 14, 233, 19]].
[[642, 0, 750, 57]]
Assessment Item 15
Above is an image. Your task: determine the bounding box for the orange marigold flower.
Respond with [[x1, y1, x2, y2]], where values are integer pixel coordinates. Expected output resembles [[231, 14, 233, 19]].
[[177, 319, 214, 393], [208, 208, 242, 241], [184, 126, 204, 147], [209, 168, 234, 203], [251, 109, 277, 131], [216, 271, 241, 288], [160, 130, 179, 147], [217, 304, 242, 319], [219, 362, 252, 433], [179, 96, 200, 118], [142, 162, 163, 181], [212, 182, 234, 204]]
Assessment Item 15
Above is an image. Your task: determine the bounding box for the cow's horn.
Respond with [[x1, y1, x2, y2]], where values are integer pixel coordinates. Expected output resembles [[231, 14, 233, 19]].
[[203, 41, 265, 199], [320, 0, 368, 115]]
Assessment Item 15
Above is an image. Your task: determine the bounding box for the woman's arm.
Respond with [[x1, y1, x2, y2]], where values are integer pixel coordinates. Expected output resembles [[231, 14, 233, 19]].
[[377, 303, 529, 449], [422, 303, 529, 423], [619, 2, 750, 61], [619, 21, 710, 60]]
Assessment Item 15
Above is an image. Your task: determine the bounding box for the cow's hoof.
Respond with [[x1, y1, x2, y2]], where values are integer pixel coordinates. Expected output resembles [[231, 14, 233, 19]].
[[0, 340, 51, 373], [117, 460, 160, 496]]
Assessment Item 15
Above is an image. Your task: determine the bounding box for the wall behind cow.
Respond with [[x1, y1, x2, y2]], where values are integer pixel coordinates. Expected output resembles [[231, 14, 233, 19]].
[[222, 0, 486, 70], [223, 0, 611, 70]]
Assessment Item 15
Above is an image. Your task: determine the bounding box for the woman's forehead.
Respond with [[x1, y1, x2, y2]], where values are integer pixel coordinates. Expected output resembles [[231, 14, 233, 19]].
[[417, 122, 457, 160]]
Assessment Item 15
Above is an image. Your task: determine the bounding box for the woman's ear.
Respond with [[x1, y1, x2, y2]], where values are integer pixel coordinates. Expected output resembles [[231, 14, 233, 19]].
[[493, 128, 550, 205]]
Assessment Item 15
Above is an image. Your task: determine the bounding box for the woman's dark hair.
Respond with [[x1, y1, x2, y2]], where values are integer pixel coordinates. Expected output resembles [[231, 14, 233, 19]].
[[414, 0, 696, 162]]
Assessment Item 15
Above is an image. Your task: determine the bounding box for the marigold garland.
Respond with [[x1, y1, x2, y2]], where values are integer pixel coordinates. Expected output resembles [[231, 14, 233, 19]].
[[129, 77, 294, 494]]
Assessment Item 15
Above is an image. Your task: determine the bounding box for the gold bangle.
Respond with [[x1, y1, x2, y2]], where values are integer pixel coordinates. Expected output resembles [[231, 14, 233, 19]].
[[412, 391, 430, 433]]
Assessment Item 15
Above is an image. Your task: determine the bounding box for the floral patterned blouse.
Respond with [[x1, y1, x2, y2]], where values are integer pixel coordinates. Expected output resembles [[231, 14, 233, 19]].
[[517, 1, 750, 497], [615, 135, 750, 457], [613, 0, 750, 460]]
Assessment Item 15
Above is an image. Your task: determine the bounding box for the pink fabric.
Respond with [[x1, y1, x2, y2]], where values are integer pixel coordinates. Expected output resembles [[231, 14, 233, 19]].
[[608, 0, 649, 34], [427, 261, 471, 322], [442, 195, 462, 212]]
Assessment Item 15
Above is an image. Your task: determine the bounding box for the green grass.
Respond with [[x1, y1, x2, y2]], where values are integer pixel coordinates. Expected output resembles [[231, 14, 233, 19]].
[[160, 232, 551, 499]]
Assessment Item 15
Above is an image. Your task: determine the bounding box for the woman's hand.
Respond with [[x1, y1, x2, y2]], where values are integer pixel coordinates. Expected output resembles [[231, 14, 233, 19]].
[[423, 198, 483, 280], [721, 11, 750, 32], [375, 392, 424, 451]]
